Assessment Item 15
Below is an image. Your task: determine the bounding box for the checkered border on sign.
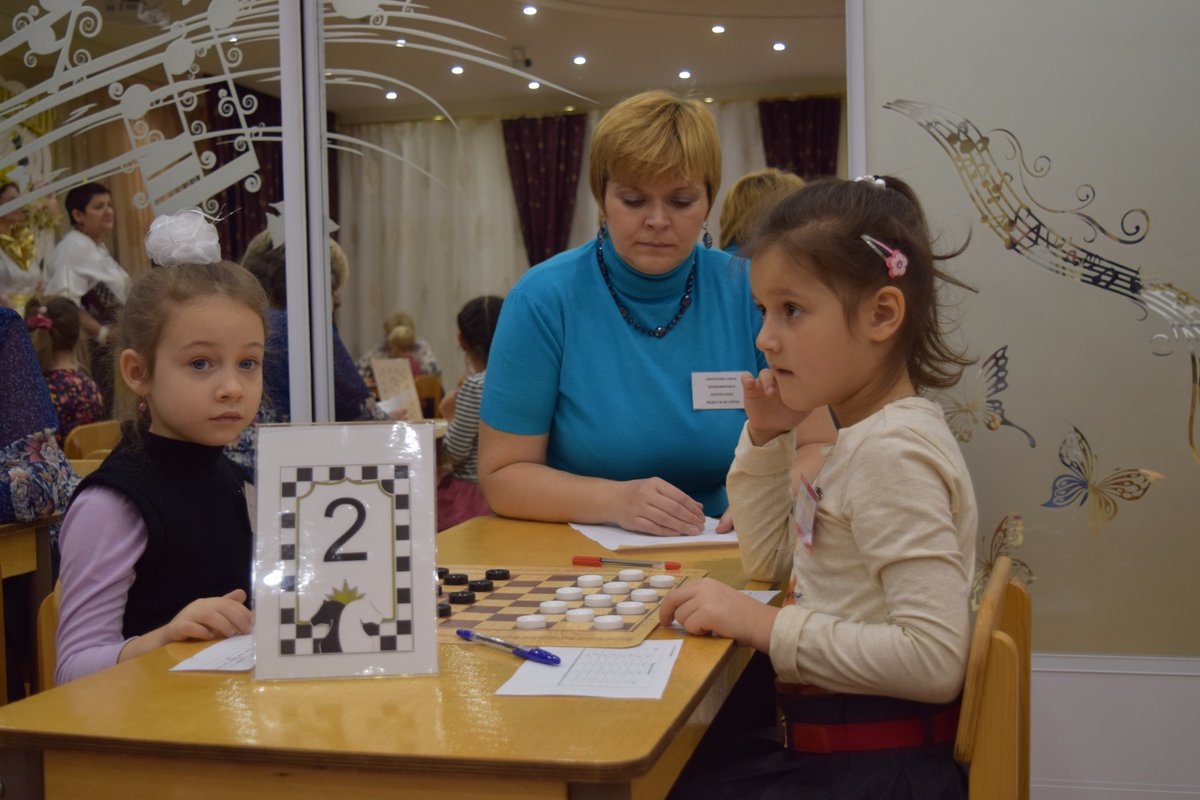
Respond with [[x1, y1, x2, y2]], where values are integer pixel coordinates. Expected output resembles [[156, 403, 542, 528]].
[[276, 463, 415, 656]]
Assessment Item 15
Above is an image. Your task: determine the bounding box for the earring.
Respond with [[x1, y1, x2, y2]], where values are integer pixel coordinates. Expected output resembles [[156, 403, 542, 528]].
[[702, 222, 713, 250], [138, 399, 148, 413], [596, 220, 607, 244]]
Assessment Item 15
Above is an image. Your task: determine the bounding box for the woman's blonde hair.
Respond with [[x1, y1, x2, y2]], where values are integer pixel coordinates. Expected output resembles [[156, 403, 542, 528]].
[[718, 168, 806, 251], [588, 90, 721, 207]]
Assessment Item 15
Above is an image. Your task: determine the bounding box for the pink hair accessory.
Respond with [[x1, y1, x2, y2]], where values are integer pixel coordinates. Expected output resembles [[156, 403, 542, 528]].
[[26, 311, 52, 331], [861, 234, 908, 278]]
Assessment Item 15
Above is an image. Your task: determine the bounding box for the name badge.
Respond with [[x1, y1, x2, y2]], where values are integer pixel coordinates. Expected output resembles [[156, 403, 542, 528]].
[[691, 371, 744, 410], [793, 475, 820, 550]]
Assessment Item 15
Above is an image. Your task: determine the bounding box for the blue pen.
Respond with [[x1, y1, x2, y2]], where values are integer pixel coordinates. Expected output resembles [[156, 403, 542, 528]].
[[456, 629, 561, 666]]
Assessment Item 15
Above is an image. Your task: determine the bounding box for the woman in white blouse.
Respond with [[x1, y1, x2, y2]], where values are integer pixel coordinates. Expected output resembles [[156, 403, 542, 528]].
[[45, 182, 129, 413]]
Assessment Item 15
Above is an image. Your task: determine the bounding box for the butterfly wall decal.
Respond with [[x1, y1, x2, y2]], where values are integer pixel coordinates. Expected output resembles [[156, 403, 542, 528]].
[[938, 345, 1036, 446], [971, 512, 1035, 611], [1042, 426, 1164, 534]]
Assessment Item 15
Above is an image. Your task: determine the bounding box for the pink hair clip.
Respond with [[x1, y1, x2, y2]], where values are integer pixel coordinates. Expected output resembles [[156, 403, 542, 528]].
[[861, 234, 908, 278], [26, 312, 52, 331]]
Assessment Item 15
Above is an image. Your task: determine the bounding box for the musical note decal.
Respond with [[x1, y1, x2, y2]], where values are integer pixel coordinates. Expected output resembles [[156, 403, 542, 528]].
[[971, 512, 1035, 611], [936, 345, 1036, 447], [888, 100, 1200, 462], [1042, 427, 1163, 534], [0, 1, 593, 223]]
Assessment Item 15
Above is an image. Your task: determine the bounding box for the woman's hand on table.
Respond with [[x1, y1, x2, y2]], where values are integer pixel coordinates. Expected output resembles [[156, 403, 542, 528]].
[[616, 477, 705, 536], [742, 369, 812, 446], [659, 577, 778, 652]]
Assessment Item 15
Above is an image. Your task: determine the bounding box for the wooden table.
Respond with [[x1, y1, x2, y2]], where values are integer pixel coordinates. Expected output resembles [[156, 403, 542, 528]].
[[0, 514, 55, 602], [0, 514, 57, 695], [0, 516, 757, 799]]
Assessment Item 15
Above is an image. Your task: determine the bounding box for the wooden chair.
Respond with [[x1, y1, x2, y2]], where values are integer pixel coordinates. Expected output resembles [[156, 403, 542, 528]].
[[414, 373, 445, 420], [63, 419, 120, 459], [82, 448, 112, 460], [36, 581, 60, 693], [955, 556, 1032, 800]]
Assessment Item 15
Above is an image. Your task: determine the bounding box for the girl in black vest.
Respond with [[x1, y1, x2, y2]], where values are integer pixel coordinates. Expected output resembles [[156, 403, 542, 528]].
[[55, 211, 266, 684]]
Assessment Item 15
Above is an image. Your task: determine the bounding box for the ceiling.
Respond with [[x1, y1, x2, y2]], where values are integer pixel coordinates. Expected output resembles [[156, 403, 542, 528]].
[[0, 0, 846, 125]]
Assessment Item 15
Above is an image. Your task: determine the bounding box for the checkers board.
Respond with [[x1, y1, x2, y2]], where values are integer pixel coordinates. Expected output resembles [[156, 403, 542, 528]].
[[437, 565, 706, 648]]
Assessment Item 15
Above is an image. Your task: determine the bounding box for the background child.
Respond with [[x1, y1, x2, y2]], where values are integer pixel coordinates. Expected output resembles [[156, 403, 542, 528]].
[[55, 214, 265, 684], [24, 295, 105, 447], [661, 176, 977, 799], [437, 295, 502, 531], [387, 323, 424, 382]]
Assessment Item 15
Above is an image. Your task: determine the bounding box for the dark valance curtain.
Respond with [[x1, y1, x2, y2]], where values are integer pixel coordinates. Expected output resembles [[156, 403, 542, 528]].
[[758, 97, 841, 179], [501, 113, 587, 267], [200, 84, 339, 263]]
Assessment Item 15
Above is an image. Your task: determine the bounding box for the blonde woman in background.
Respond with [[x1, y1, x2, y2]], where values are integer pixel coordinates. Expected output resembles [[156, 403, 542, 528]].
[[718, 167, 806, 255]]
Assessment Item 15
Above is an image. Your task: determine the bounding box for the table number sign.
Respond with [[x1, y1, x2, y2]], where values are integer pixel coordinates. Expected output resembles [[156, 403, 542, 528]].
[[253, 423, 439, 679]]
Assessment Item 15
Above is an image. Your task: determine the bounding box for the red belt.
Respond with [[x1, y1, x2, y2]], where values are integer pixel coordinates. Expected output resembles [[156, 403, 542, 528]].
[[782, 706, 960, 754]]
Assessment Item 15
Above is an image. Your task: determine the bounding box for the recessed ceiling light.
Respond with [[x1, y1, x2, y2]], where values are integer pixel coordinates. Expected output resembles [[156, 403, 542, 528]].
[[523, 5, 537, 14], [704, 97, 715, 104], [678, 70, 692, 80], [564, 105, 576, 112], [228, 36, 238, 43], [324, 71, 332, 77], [395, 38, 406, 47], [385, 91, 398, 100], [433, 114, 445, 121], [711, 25, 725, 34], [773, 41, 787, 51], [451, 65, 464, 75], [528, 81, 541, 90], [573, 55, 587, 65]]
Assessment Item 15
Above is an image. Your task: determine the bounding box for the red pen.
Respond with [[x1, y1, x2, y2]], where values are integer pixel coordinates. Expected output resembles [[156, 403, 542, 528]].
[[572, 555, 681, 570]]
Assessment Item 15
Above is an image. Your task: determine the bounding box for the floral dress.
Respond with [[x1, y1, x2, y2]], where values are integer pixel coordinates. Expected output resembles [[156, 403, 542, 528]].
[[0, 308, 79, 528], [44, 368, 105, 447]]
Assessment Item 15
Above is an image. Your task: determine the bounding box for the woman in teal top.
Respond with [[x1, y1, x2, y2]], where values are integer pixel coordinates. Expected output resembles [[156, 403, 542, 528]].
[[480, 90, 767, 536]]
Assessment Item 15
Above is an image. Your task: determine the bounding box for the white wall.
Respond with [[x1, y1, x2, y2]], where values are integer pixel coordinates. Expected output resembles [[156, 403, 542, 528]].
[[1030, 656, 1200, 799]]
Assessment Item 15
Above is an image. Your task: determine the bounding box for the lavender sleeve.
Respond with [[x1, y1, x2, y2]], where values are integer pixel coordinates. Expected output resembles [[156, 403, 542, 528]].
[[55, 486, 148, 684]]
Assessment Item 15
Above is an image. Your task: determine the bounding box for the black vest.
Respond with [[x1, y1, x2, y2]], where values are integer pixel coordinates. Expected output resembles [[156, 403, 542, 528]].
[[74, 428, 252, 638]]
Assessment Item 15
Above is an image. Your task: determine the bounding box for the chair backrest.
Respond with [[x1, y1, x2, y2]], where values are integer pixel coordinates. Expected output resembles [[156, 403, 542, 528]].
[[413, 373, 444, 419], [63, 419, 120, 459], [37, 581, 61, 693], [70, 458, 105, 477], [955, 556, 1032, 800]]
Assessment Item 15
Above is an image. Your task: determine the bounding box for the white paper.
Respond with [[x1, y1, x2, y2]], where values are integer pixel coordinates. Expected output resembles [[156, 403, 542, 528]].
[[496, 640, 683, 699], [570, 516, 738, 550], [170, 634, 255, 672]]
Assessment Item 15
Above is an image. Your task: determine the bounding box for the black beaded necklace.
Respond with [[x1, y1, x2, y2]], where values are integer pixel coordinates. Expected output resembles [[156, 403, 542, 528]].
[[595, 234, 696, 338]]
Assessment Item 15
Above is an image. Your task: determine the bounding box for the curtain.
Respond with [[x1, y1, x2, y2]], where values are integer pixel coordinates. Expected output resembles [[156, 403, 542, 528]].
[[199, 85, 340, 263], [758, 97, 841, 178], [500, 113, 587, 267], [336, 118, 526, 389]]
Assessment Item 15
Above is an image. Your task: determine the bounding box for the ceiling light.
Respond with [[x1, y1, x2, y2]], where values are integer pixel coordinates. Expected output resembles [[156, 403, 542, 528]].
[[564, 105, 576, 112], [523, 5, 537, 14], [228, 36, 238, 43], [395, 38, 406, 47], [678, 70, 691, 80], [528, 81, 541, 90], [704, 97, 715, 104], [451, 65, 464, 75], [573, 55, 587, 65], [433, 114, 446, 121], [711, 25, 725, 34], [385, 91, 397, 100], [773, 42, 786, 51]]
